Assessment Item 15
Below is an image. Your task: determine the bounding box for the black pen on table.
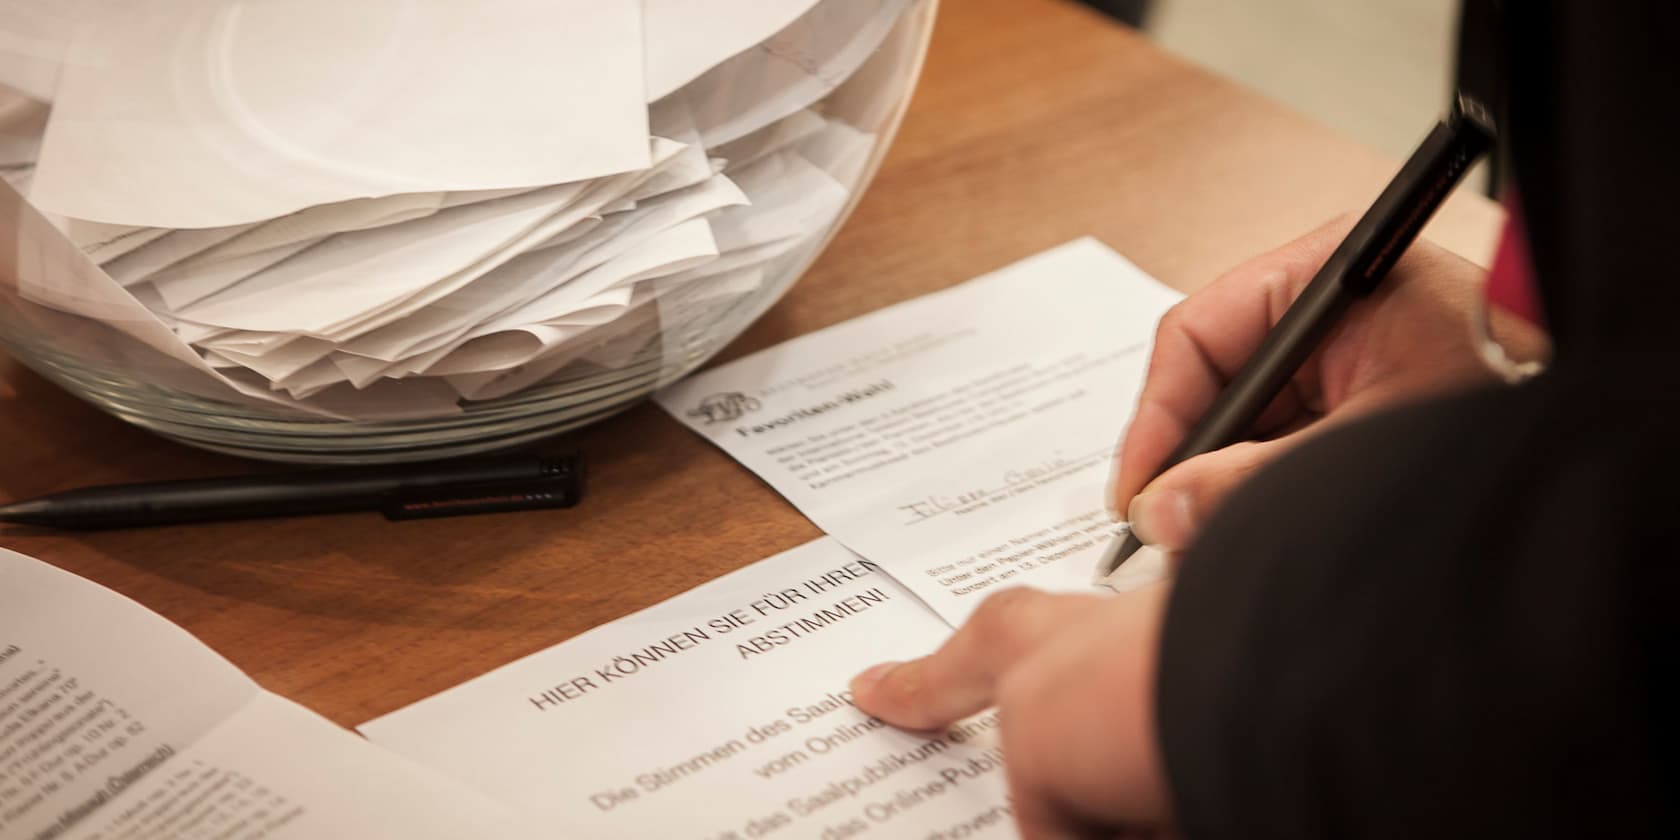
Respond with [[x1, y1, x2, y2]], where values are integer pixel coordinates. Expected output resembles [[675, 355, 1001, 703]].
[[0, 454, 583, 530], [1096, 93, 1496, 577]]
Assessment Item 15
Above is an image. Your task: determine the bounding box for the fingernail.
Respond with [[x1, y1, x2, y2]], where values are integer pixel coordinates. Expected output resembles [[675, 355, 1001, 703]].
[[1128, 488, 1196, 550], [850, 661, 902, 696]]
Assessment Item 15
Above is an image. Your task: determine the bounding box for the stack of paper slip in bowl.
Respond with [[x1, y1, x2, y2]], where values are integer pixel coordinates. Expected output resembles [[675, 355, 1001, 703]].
[[0, 0, 921, 420]]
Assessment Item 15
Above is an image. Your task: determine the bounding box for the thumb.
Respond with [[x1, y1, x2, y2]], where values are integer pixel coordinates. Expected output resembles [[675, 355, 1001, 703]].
[[1126, 436, 1300, 553]]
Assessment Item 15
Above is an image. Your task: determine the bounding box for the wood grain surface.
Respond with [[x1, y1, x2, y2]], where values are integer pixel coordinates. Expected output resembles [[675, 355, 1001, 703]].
[[0, 0, 1503, 727]]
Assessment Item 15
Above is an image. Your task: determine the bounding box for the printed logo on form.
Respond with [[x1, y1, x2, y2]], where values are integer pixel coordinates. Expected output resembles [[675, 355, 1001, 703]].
[[687, 392, 762, 425]]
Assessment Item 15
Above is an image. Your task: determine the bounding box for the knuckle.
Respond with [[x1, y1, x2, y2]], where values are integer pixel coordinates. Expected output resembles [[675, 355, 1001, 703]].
[[970, 588, 1046, 653], [975, 586, 1041, 620], [1156, 303, 1189, 335]]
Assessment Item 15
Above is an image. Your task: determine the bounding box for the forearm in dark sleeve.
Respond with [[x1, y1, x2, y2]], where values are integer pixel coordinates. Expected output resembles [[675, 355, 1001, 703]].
[[1154, 382, 1675, 839]]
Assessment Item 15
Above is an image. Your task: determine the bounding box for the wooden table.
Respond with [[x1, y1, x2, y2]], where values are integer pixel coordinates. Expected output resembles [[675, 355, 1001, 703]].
[[0, 0, 1502, 728]]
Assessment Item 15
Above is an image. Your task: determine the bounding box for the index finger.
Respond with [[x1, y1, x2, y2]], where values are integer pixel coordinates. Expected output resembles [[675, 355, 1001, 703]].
[[849, 588, 1108, 730], [1109, 217, 1356, 512]]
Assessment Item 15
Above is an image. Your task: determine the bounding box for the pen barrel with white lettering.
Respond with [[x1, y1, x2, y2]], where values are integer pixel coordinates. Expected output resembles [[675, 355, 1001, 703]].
[[1100, 95, 1494, 574], [0, 455, 579, 529]]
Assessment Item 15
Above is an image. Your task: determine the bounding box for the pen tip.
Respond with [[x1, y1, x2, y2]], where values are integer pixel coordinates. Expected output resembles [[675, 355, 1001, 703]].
[[1095, 531, 1143, 577], [0, 500, 49, 525]]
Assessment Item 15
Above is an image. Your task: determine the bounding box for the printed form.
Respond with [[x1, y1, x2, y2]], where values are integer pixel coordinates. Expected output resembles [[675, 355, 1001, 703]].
[[656, 238, 1181, 624], [362, 538, 1013, 839]]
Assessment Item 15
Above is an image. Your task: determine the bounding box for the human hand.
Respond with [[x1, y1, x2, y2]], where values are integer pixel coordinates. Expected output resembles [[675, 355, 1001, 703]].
[[850, 584, 1175, 838], [1108, 216, 1544, 553]]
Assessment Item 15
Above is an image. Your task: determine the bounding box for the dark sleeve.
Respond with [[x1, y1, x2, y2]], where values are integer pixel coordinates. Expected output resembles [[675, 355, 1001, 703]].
[[1155, 374, 1678, 838]]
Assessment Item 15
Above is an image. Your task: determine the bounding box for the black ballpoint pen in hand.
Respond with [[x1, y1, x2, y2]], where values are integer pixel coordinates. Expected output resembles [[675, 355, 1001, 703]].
[[1096, 93, 1496, 578]]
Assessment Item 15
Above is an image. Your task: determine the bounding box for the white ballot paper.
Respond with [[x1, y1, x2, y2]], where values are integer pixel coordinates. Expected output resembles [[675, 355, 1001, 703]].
[[685, 0, 914, 148], [0, 547, 532, 840], [361, 537, 1016, 839], [30, 0, 649, 228], [641, 0, 822, 102], [657, 239, 1182, 624]]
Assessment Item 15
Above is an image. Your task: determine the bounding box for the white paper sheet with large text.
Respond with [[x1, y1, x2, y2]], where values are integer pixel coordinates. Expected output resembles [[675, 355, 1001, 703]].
[[656, 239, 1181, 625], [360, 538, 1015, 839]]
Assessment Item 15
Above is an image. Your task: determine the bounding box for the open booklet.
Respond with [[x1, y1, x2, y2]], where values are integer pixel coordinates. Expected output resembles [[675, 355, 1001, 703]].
[[0, 547, 532, 840]]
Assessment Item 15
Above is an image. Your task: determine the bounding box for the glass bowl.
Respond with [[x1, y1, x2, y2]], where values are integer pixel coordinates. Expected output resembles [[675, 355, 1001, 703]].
[[0, 0, 937, 462]]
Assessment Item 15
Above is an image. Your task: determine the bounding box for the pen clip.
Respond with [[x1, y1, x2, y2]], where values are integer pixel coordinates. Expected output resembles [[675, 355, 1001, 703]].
[[381, 471, 582, 521]]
